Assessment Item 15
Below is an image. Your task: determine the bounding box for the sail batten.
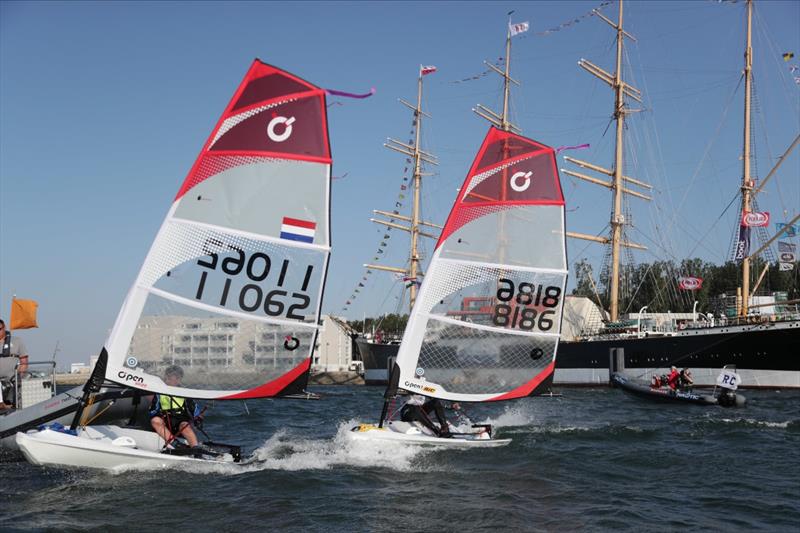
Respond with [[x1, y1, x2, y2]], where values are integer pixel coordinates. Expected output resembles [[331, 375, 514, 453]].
[[102, 60, 332, 399], [393, 126, 568, 402]]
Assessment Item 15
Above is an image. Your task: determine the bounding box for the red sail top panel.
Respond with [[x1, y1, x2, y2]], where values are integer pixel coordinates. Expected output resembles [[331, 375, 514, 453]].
[[175, 59, 330, 201], [437, 127, 564, 248], [231, 64, 316, 111]]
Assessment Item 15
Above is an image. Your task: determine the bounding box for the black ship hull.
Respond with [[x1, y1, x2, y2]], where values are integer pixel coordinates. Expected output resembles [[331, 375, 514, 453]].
[[355, 320, 800, 388]]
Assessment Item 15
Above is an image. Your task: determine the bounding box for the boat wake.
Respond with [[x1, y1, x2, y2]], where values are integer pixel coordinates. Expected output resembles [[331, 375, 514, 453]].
[[715, 417, 796, 429], [110, 420, 436, 476], [476, 404, 536, 432]]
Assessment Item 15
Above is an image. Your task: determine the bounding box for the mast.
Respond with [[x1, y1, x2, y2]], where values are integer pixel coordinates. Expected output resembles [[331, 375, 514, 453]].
[[739, 0, 754, 316], [369, 68, 440, 312], [473, 20, 521, 134], [472, 18, 523, 267], [609, 0, 627, 322], [561, 0, 650, 322]]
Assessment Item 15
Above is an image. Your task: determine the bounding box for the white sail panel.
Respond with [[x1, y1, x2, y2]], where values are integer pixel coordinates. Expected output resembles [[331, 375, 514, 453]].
[[438, 205, 566, 269], [173, 158, 329, 245]]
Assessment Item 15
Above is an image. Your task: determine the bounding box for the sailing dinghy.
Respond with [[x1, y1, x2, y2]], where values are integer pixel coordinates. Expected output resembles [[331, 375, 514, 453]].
[[350, 127, 568, 447], [17, 59, 333, 469]]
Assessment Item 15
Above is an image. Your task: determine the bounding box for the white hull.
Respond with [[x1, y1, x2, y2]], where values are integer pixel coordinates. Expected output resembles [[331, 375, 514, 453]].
[[16, 425, 235, 470], [348, 421, 511, 448]]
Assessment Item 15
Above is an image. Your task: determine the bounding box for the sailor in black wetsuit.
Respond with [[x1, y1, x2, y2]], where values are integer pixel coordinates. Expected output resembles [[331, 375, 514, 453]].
[[400, 394, 452, 437]]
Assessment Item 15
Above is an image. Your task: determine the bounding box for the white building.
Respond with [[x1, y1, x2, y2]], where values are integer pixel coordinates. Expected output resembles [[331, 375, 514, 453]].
[[312, 315, 355, 372], [70, 362, 89, 374]]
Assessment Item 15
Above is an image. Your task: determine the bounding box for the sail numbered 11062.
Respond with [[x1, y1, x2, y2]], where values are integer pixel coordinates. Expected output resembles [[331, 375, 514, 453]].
[[104, 60, 332, 400]]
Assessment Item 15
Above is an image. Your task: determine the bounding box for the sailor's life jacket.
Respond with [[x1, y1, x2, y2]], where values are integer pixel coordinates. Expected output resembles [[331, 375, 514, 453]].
[[149, 394, 200, 418]]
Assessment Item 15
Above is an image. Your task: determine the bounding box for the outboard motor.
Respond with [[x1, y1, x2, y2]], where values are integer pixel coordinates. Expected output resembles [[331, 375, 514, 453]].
[[717, 389, 747, 408]]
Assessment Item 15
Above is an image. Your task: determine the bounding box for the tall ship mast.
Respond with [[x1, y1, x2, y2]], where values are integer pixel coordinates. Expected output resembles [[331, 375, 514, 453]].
[[561, 0, 650, 323], [368, 67, 441, 313], [472, 16, 522, 134]]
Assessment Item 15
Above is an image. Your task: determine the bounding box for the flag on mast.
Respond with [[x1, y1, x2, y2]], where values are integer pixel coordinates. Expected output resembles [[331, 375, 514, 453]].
[[420, 65, 437, 76], [509, 21, 529, 36]]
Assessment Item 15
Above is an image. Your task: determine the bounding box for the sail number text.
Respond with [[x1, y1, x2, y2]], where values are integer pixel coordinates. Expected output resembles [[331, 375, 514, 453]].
[[492, 278, 561, 331], [194, 239, 313, 320]]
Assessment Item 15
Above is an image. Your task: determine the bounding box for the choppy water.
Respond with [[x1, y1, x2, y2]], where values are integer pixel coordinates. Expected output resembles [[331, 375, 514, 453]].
[[1, 386, 798, 532]]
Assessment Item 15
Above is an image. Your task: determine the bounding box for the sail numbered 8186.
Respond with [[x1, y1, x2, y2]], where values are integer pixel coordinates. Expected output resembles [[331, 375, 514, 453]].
[[395, 127, 567, 402], [104, 60, 331, 399]]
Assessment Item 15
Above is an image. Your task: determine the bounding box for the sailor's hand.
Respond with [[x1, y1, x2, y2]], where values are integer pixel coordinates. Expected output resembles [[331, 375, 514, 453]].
[[451, 402, 461, 410]]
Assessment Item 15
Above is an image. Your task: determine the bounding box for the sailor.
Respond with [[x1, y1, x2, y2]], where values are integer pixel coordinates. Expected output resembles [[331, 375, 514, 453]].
[[400, 394, 452, 438], [666, 366, 680, 390], [0, 318, 29, 410], [679, 368, 694, 390], [149, 365, 201, 449]]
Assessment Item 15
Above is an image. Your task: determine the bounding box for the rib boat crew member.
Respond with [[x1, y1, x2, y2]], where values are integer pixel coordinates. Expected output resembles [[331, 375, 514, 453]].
[[679, 368, 694, 390], [149, 365, 201, 448], [0, 318, 29, 410], [400, 394, 452, 438], [666, 366, 680, 391]]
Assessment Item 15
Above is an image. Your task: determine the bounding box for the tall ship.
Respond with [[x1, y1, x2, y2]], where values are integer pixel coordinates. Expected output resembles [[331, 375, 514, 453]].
[[353, 1, 800, 388]]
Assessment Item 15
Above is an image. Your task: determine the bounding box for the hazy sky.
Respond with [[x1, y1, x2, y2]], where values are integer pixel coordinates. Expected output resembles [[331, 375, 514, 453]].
[[1, 0, 798, 366]]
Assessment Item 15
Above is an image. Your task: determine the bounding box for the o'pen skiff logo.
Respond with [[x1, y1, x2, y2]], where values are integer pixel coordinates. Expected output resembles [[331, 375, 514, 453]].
[[415, 367, 425, 377], [510, 171, 533, 192], [126, 356, 138, 368], [267, 115, 296, 142]]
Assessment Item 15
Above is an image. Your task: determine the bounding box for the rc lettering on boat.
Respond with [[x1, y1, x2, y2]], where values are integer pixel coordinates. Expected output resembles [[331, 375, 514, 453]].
[[101, 60, 332, 400], [716, 370, 742, 390], [393, 127, 568, 403], [741, 211, 770, 227]]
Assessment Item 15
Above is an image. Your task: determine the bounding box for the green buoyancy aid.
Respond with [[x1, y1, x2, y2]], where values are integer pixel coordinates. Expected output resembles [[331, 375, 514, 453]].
[[159, 395, 185, 413]]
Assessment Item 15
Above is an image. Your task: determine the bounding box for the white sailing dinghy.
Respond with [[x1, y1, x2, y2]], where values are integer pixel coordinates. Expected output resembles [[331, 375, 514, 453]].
[[350, 126, 568, 447], [17, 59, 333, 469]]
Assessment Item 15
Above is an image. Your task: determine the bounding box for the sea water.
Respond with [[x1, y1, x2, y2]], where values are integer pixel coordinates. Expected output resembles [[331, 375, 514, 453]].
[[1, 386, 798, 532]]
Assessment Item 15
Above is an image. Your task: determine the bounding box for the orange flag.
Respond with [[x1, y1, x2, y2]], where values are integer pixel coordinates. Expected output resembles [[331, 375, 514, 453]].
[[10, 298, 38, 330]]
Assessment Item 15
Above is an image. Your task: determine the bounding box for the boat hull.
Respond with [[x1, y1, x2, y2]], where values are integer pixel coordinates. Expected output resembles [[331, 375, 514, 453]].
[[609, 372, 738, 406], [0, 385, 151, 450], [356, 320, 800, 388], [348, 421, 511, 448], [16, 426, 235, 469]]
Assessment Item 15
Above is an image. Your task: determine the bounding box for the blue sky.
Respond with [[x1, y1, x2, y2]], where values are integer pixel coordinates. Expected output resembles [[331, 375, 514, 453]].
[[1, 0, 798, 366]]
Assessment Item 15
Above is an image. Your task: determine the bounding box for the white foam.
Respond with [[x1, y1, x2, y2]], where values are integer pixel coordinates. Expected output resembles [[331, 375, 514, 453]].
[[125, 420, 435, 476], [478, 404, 536, 429], [719, 418, 790, 429]]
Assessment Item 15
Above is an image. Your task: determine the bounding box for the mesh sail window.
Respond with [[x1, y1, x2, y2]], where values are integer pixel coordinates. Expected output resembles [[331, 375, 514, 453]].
[[395, 127, 567, 402], [103, 60, 331, 399]]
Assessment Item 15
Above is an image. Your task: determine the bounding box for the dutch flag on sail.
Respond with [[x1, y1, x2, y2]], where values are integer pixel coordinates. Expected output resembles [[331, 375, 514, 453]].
[[280, 217, 316, 243]]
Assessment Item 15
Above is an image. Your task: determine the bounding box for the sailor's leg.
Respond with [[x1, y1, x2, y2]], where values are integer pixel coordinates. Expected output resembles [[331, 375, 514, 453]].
[[409, 407, 441, 436], [423, 402, 450, 436], [431, 403, 450, 434], [177, 421, 199, 447], [150, 416, 174, 443]]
